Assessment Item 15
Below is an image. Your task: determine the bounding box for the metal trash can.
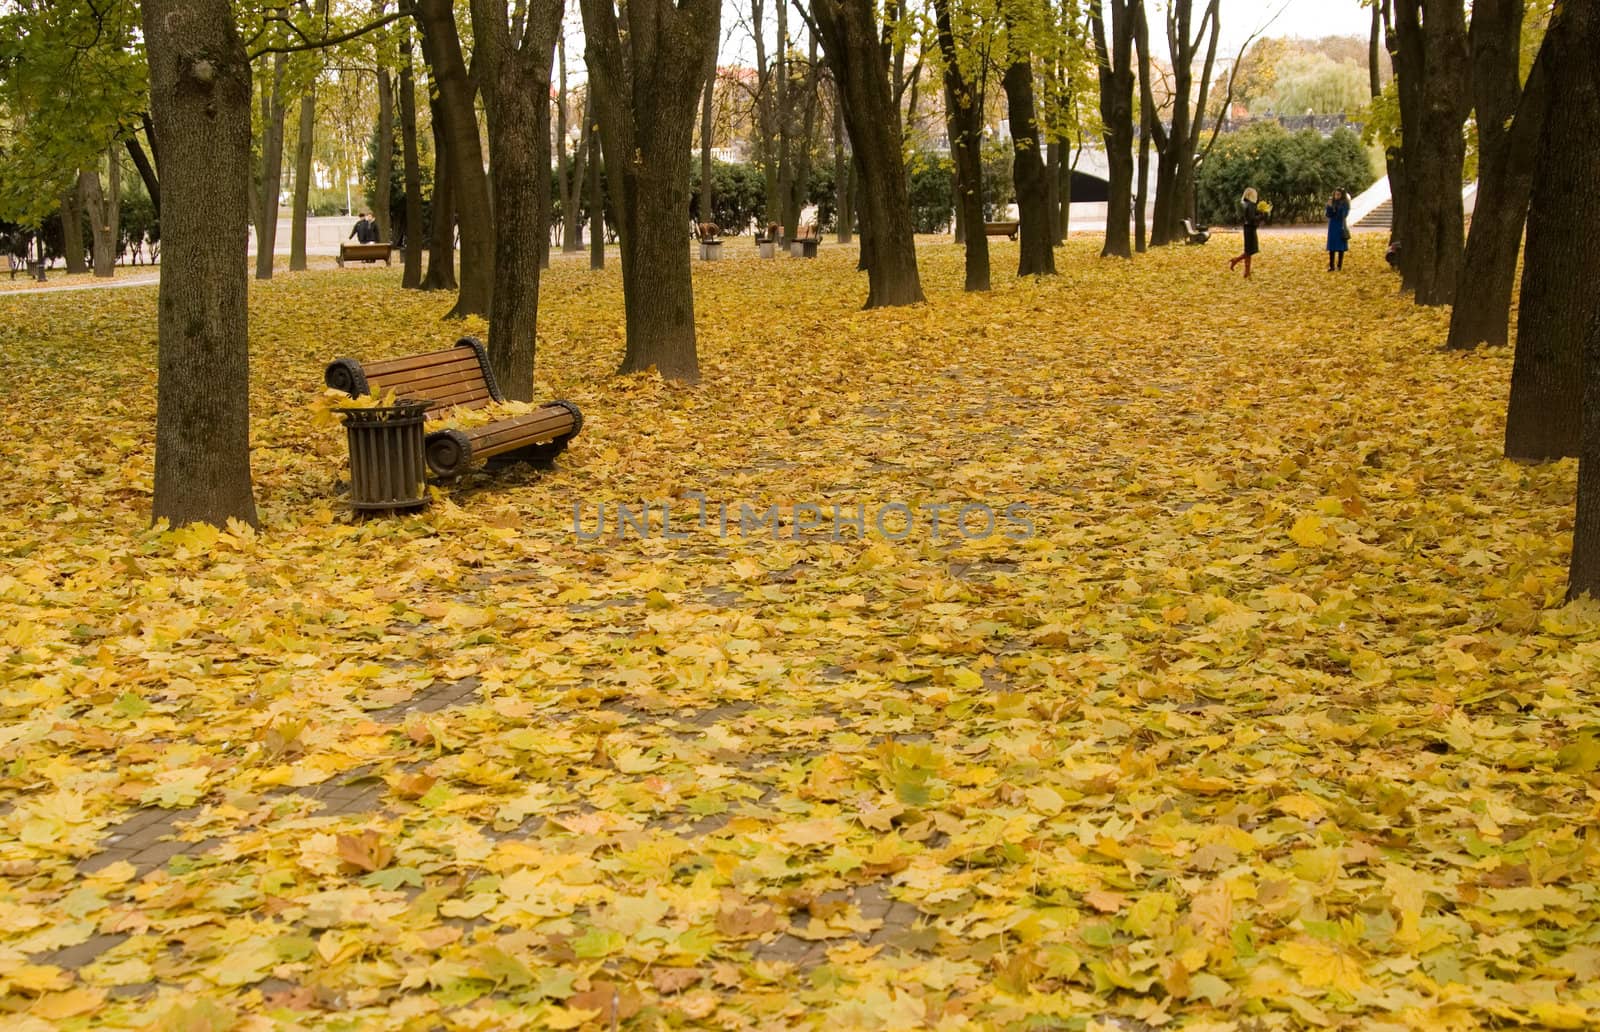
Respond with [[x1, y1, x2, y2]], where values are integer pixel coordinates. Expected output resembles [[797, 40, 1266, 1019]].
[[340, 399, 430, 511]]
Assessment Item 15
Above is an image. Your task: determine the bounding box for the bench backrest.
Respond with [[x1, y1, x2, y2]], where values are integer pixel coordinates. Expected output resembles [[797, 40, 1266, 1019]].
[[326, 337, 504, 416]]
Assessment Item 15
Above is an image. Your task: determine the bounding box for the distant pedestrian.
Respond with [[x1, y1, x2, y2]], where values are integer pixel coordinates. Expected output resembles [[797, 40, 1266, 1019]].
[[1326, 188, 1350, 271], [349, 212, 379, 244], [1229, 187, 1263, 278]]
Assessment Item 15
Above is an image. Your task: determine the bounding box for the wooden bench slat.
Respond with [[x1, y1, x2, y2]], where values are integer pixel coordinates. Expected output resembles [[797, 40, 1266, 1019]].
[[464, 412, 575, 451], [424, 391, 495, 412], [364, 349, 480, 378], [369, 366, 484, 396]]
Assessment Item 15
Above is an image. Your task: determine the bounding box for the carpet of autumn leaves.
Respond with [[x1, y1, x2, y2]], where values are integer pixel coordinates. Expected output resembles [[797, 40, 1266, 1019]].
[[2, 235, 1599, 1031]]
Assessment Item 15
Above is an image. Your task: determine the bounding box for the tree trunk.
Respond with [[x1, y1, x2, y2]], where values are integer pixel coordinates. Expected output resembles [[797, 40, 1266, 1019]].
[[255, 52, 287, 280], [565, 95, 592, 252], [1091, 0, 1135, 259], [1445, 0, 1546, 350], [775, 0, 793, 233], [933, 0, 988, 290], [375, 67, 394, 244], [417, 0, 493, 318], [813, 0, 925, 306], [126, 128, 160, 216], [143, 0, 258, 529], [1392, 0, 1469, 306], [470, 0, 563, 399], [581, 0, 720, 381], [1149, 0, 1218, 247], [289, 84, 315, 271], [833, 80, 851, 243], [422, 85, 458, 291], [1504, 4, 1599, 461], [79, 153, 119, 278], [61, 185, 87, 274], [1562, 0, 1600, 598], [1045, 136, 1061, 247], [399, 29, 424, 288], [588, 124, 604, 269], [786, 35, 821, 235], [1133, 2, 1151, 254], [700, 42, 716, 226], [1002, 8, 1054, 276]]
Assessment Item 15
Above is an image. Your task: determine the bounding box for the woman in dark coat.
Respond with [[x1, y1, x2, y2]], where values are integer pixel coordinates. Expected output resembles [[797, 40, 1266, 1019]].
[[1325, 188, 1350, 270], [1229, 187, 1261, 278]]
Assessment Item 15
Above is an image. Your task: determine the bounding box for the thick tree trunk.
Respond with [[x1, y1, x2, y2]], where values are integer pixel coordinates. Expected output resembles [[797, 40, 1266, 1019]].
[[143, 0, 258, 528], [1091, 0, 1135, 259], [813, 0, 925, 306], [470, 0, 563, 399], [1149, 0, 1217, 247], [289, 86, 314, 271], [61, 186, 87, 275], [254, 53, 287, 280], [1562, 0, 1600, 598], [422, 87, 458, 291], [581, 0, 720, 380], [1133, 3, 1151, 254], [933, 0, 988, 290], [1044, 137, 1061, 247], [1504, 5, 1599, 461], [1002, 14, 1053, 276], [1393, 0, 1469, 306], [399, 30, 424, 288], [417, 0, 493, 318], [375, 70, 394, 244], [1445, 0, 1546, 350]]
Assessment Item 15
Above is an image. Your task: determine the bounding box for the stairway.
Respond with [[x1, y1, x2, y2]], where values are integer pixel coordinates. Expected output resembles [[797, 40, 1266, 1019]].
[[1355, 198, 1393, 230]]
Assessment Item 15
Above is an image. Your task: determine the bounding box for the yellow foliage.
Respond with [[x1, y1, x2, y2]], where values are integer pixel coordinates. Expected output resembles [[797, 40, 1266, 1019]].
[[0, 238, 1591, 1027]]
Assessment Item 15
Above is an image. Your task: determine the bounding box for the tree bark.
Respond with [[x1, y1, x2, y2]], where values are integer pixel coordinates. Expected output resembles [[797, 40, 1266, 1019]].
[[1133, 1, 1151, 254], [254, 52, 287, 280], [933, 0, 988, 290], [399, 29, 424, 287], [1562, 0, 1600, 598], [1392, 0, 1469, 306], [421, 83, 458, 291], [1445, 0, 1547, 350], [126, 128, 161, 216], [1091, 0, 1135, 259], [61, 185, 87, 275], [1504, 4, 1599, 461], [833, 79, 851, 243], [580, 0, 721, 381], [1002, 4, 1054, 276], [375, 67, 394, 244], [79, 151, 119, 278], [812, 0, 925, 306], [1149, 0, 1218, 246], [143, 0, 258, 529], [417, 0, 493, 318], [289, 84, 315, 271], [470, 0, 563, 399], [565, 94, 593, 252], [700, 39, 716, 226], [588, 123, 604, 269]]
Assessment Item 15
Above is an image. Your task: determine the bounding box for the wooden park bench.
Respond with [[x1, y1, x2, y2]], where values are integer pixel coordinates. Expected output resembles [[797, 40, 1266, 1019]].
[[1182, 218, 1210, 245], [338, 242, 392, 266], [984, 221, 1019, 240], [788, 225, 821, 258], [325, 337, 583, 478]]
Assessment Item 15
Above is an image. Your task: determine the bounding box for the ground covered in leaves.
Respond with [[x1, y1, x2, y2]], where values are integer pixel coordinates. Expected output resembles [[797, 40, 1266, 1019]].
[[1, 236, 1597, 1031]]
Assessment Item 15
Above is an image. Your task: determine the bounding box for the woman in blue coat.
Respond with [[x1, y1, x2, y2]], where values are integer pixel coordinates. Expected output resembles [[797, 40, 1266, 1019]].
[[1326, 189, 1350, 270]]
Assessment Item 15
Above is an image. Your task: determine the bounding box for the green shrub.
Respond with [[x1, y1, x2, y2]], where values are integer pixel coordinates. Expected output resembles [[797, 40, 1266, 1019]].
[[1196, 124, 1374, 225]]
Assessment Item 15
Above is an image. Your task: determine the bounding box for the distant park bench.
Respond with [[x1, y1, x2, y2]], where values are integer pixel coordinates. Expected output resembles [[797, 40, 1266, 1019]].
[[984, 221, 1019, 240], [789, 224, 820, 258], [1183, 219, 1210, 245], [338, 242, 392, 266], [325, 337, 583, 478]]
